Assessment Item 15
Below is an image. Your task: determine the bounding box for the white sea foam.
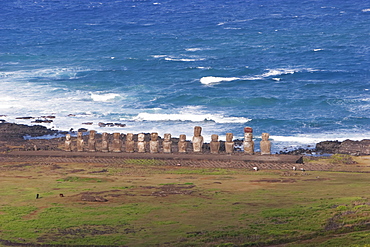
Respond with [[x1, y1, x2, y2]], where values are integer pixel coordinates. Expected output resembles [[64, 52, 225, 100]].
[[362, 8, 370, 12], [200, 76, 240, 85], [0, 67, 87, 80], [164, 57, 205, 62], [131, 106, 250, 124], [152, 54, 205, 62], [151, 55, 167, 58], [90, 93, 121, 102], [201, 68, 317, 84], [185, 48, 203, 52]]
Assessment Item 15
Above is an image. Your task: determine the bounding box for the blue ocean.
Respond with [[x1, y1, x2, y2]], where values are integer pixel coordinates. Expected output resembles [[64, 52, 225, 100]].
[[1, 0, 369, 153]]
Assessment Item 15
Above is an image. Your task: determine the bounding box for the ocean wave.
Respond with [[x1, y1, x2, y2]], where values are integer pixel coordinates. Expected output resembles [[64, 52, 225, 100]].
[[152, 54, 206, 62], [131, 112, 250, 124], [0, 67, 88, 80], [200, 76, 240, 85], [362, 8, 370, 12], [90, 93, 121, 102], [200, 68, 318, 84], [164, 57, 206, 62], [185, 48, 203, 52]]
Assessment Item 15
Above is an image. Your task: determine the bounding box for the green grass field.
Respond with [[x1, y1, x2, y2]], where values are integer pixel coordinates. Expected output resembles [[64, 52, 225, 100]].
[[0, 156, 369, 246]]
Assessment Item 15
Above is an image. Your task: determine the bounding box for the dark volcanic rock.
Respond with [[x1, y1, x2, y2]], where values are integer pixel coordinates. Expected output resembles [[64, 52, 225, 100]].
[[0, 123, 58, 141], [339, 139, 370, 155], [316, 139, 370, 155], [315, 141, 341, 154]]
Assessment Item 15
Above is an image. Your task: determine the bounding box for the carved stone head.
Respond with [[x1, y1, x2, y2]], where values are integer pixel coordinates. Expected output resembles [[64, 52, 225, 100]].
[[179, 134, 186, 142], [89, 130, 96, 139], [151, 132, 158, 141], [113, 132, 120, 140], [66, 134, 71, 141], [244, 132, 253, 141], [211, 134, 218, 142], [194, 126, 202, 137], [226, 133, 233, 142], [126, 133, 133, 141], [102, 132, 108, 140], [164, 133, 171, 141], [138, 133, 145, 142], [262, 133, 269, 141], [77, 132, 83, 139]]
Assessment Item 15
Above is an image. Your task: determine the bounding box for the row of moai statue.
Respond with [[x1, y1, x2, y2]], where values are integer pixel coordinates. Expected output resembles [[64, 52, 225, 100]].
[[64, 126, 271, 155]]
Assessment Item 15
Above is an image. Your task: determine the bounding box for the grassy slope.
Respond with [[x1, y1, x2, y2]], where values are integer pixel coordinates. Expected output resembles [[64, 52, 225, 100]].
[[0, 156, 369, 246]]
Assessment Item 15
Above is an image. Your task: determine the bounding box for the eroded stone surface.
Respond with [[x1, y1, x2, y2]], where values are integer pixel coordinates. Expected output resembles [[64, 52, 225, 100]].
[[260, 133, 271, 155], [88, 130, 96, 152], [150, 132, 159, 153], [178, 134, 187, 153], [77, 132, 84, 152], [243, 131, 254, 155], [101, 132, 109, 153], [210, 134, 220, 154], [163, 133, 172, 153], [112, 133, 122, 153], [192, 126, 204, 153], [125, 133, 135, 153], [137, 133, 146, 153], [225, 132, 234, 154], [65, 134, 72, 152]]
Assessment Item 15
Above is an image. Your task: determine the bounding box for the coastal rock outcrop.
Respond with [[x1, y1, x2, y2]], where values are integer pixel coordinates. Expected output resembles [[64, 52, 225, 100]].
[[315, 139, 370, 155]]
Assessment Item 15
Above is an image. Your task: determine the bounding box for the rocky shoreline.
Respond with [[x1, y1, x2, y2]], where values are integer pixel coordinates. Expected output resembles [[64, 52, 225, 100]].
[[0, 122, 369, 156]]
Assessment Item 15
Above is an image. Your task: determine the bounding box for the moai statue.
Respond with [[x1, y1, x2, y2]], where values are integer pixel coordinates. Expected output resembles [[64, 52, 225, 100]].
[[150, 132, 159, 153], [101, 132, 109, 152], [210, 134, 220, 154], [65, 134, 72, 152], [112, 132, 122, 153], [192, 126, 204, 153], [76, 132, 84, 152], [225, 133, 234, 154], [163, 133, 172, 153], [243, 127, 254, 155], [125, 133, 135, 153], [178, 134, 188, 153], [88, 130, 96, 152], [137, 133, 146, 153], [260, 133, 271, 155]]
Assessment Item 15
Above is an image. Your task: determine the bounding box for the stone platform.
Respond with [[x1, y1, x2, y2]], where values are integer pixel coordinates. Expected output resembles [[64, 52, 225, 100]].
[[0, 150, 321, 171]]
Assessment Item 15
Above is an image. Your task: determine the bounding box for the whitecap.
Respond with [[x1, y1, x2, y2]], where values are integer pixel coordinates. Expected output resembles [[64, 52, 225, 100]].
[[164, 57, 205, 62], [362, 8, 370, 12], [151, 55, 167, 58], [185, 48, 203, 52], [313, 48, 323, 52], [90, 93, 121, 102], [200, 76, 240, 85], [201, 68, 317, 85], [0, 67, 88, 80]]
